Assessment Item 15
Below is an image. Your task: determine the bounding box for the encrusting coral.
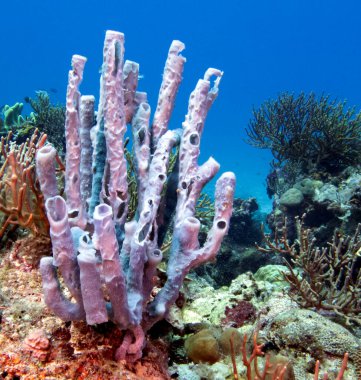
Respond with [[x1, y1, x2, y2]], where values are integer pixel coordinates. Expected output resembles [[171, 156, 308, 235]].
[[35, 30, 235, 362]]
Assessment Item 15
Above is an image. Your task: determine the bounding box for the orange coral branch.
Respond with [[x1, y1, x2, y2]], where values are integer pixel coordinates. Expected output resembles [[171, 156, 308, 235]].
[[313, 353, 348, 380], [230, 330, 348, 380], [0, 130, 55, 239], [240, 332, 287, 380], [229, 331, 239, 380]]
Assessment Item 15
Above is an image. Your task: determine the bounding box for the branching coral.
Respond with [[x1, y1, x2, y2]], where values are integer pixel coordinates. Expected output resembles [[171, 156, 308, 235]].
[[24, 91, 67, 153], [0, 130, 49, 241], [313, 353, 349, 380], [246, 92, 361, 175], [257, 216, 361, 325], [229, 331, 349, 380], [230, 331, 289, 380], [0, 92, 67, 153]]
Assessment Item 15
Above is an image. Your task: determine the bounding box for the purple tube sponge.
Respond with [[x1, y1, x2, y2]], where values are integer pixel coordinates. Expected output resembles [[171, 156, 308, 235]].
[[36, 29, 236, 362], [39, 195, 85, 320], [35, 145, 58, 200], [65, 55, 87, 228], [93, 203, 130, 328], [101, 31, 128, 225], [79, 95, 95, 212], [151, 40, 186, 149]]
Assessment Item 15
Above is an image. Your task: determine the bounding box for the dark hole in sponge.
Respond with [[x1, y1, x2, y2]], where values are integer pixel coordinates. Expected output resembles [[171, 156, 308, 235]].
[[117, 191, 126, 201], [217, 220, 227, 229], [68, 210, 79, 219], [116, 202, 125, 219], [189, 133, 199, 145], [138, 222, 151, 242], [138, 127, 146, 145]]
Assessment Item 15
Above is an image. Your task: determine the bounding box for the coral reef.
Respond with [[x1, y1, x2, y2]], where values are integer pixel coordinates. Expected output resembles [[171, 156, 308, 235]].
[[0, 228, 358, 378], [35, 30, 235, 362], [247, 93, 361, 257], [266, 168, 361, 247], [0, 223, 174, 380], [229, 331, 292, 380], [257, 216, 361, 325], [249, 95, 361, 278], [168, 270, 359, 379]]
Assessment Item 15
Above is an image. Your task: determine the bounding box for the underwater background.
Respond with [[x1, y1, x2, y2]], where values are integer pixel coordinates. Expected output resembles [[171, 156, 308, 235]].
[[1, 1, 361, 378], [2, 0, 361, 212]]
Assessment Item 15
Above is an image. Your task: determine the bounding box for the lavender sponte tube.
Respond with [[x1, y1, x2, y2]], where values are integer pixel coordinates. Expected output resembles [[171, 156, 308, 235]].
[[39, 195, 85, 320], [144, 70, 231, 328], [93, 203, 130, 328], [151, 40, 186, 149], [35, 145, 58, 200], [65, 54, 87, 228], [146, 172, 235, 326], [36, 30, 236, 362], [123, 60, 140, 123], [126, 129, 181, 324], [79, 95, 95, 214], [131, 102, 151, 213], [45, 196, 81, 298], [77, 232, 109, 325], [101, 31, 128, 225], [39, 257, 85, 321]]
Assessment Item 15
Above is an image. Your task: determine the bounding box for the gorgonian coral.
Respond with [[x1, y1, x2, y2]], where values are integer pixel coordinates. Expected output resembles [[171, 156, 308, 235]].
[[257, 216, 361, 325], [246, 92, 361, 175]]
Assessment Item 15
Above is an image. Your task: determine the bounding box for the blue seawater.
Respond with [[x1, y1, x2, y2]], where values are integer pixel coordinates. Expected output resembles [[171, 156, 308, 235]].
[[1, 0, 361, 212]]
